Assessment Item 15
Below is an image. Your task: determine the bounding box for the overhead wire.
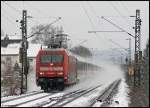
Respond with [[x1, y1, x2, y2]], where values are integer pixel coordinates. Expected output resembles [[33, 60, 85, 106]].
[[2, 1, 21, 14], [108, 1, 132, 28], [24, 2, 58, 19], [119, 1, 132, 15], [86, 1, 113, 46], [20, 2, 55, 39], [80, 2, 95, 29], [23, 1, 61, 36], [83, 1, 129, 55], [85, 1, 123, 49], [107, 2, 135, 51], [23, 2, 44, 17], [1, 6, 18, 21], [86, 1, 98, 18], [88, 1, 134, 46], [86, 1, 132, 34], [118, 1, 138, 37], [81, 1, 119, 51], [80, 1, 103, 40], [2, 13, 19, 28]]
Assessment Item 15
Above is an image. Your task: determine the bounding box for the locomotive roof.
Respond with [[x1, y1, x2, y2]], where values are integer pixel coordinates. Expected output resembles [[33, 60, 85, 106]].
[[41, 48, 75, 56], [41, 48, 98, 66], [42, 48, 65, 51]]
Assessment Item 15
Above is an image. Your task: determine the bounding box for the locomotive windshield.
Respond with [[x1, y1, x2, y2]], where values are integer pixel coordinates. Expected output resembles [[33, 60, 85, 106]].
[[41, 55, 63, 63]]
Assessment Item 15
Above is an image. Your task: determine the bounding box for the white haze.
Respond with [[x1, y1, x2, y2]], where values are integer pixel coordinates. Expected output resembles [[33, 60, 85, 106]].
[[26, 51, 126, 93], [64, 59, 125, 92]]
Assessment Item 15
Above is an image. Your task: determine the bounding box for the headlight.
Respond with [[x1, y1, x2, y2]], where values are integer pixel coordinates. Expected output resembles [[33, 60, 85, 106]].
[[40, 72, 44, 75]]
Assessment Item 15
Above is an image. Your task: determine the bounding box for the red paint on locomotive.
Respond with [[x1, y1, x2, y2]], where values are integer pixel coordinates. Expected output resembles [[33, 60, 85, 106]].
[[36, 48, 77, 91]]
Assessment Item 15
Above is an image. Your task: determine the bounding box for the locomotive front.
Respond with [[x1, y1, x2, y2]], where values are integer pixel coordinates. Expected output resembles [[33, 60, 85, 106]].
[[36, 49, 65, 91]]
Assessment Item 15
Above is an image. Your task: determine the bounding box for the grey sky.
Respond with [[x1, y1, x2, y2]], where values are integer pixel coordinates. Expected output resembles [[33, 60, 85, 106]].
[[1, 1, 149, 51]]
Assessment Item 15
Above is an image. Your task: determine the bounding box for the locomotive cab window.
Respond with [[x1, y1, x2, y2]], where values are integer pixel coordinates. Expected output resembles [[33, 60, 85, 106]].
[[51, 55, 64, 63], [40, 55, 64, 63]]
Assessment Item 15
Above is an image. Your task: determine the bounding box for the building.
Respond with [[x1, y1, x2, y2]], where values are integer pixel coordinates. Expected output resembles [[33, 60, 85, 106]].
[[1, 34, 22, 47], [1, 43, 42, 96], [1, 43, 21, 96]]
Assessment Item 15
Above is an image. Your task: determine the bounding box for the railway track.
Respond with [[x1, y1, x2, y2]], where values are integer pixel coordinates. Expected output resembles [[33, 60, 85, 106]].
[[90, 79, 121, 107], [1, 91, 43, 103], [44, 84, 102, 107], [33, 89, 85, 107], [50, 79, 121, 107], [1, 79, 121, 107], [1, 91, 56, 107]]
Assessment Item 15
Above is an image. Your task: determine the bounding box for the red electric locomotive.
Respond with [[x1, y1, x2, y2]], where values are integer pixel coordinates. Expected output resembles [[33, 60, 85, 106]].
[[36, 48, 77, 91]]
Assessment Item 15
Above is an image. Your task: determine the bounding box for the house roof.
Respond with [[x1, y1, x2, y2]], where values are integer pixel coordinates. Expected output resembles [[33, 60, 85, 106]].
[[1, 43, 41, 57], [1, 47, 19, 55], [1, 35, 21, 40]]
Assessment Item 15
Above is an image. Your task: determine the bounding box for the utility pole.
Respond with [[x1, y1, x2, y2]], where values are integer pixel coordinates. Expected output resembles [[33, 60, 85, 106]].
[[18, 13, 61, 94], [134, 9, 142, 86], [20, 10, 28, 94], [88, 9, 142, 86]]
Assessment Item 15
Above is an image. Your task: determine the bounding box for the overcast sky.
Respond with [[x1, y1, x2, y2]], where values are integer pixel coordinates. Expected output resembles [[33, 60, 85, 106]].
[[1, 1, 149, 52]]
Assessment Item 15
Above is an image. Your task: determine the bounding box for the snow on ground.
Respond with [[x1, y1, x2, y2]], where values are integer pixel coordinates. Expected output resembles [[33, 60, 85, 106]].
[[27, 58, 41, 92], [17, 93, 64, 107], [1, 91, 40, 101], [1, 52, 130, 107], [64, 61, 130, 107], [26, 56, 130, 107], [110, 78, 130, 107], [2, 93, 49, 106], [64, 83, 111, 107]]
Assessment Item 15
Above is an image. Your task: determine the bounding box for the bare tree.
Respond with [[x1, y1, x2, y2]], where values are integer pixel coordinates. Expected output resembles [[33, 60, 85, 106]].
[[30, 24, 63, 46]]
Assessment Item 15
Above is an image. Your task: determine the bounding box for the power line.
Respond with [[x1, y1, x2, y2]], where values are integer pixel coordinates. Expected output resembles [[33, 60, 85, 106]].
[[82, 1, 132, 53], [108, 1, 132, 28], [80, 2, 95, 29], [80, 2, 115, 50], [80, 2, 102, 39], [27, 17, 61, 39], [28, 18, 39, 24], [2, 13, 18, 27], [86, 1, 98, 17], [1, 6, 18, 21], [86, 2, 134, 52], [101, 16, 135, 38], [86, 1, 116, 49], [23, 2, 43, 16], [119, 1, 132, 15], [24, 2, 58, 19], [87, 1, 133, 39], [23, 2, 61, 31], [2, 1, 21, 14]]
